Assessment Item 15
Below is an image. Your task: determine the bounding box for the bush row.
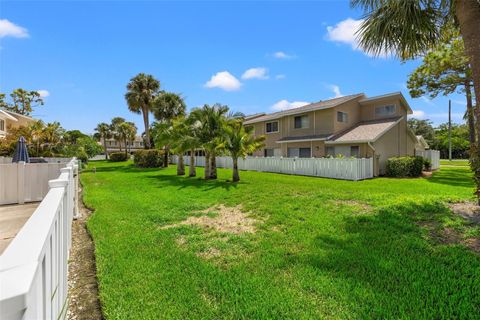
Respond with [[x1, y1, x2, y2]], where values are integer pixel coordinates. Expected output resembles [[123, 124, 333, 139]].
[[109, 152, 128, 162], [133, 150, 164, 168], [386, 156, 425, 177]]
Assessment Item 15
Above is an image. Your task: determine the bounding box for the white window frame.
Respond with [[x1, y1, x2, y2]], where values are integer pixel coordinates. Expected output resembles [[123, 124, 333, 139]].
[[265, 121, 279, 134], [375, 104, 396, 117], [293, 115, 309, 129]]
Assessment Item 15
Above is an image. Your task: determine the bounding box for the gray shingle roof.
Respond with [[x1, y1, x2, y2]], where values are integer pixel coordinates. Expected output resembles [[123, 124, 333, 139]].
[[244, 93, 365, 124], [328, 117, 402, 143]]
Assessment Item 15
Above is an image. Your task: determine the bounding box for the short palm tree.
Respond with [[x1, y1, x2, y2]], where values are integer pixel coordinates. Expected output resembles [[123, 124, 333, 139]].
[[94, 122, 112, 159], [29, 120, 45, 156], [110, 117, 126, 151], [223, 119, 265, 182], [152, 92, 186, 167], [118, 122, 137, 157], [125, 73, 160, 149]]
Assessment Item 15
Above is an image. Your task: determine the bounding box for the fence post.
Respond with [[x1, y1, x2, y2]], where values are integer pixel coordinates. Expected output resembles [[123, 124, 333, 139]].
[[17, 161, 25, 204]]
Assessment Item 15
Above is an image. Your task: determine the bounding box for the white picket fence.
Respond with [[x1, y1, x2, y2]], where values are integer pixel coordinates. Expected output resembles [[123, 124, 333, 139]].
[[0, 158, 79, 320], [0, 157, 72, 164], [0, 162, 69, 205], [416, 150, 440, 170], [173, 156, 374, 181]]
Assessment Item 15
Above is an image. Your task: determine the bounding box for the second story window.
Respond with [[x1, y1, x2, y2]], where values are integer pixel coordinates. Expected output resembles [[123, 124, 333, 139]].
[[294, 115, 309, 129], [337, 112, 348, 123], [375, 104, 396, 117], [0, 119, 4, 131], [266, 121, 279, 133]]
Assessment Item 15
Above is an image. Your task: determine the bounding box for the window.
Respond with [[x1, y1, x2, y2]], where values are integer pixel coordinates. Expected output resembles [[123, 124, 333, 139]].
[[264, 148, 274, 157], [375, 104, 396, 116], [337, 111, 348, 123], [287, 148, 311, 158], [0, 119, 4, 131], [350, 146, 360, 157], [326, 146, 334, 156], [266, 121, 279, 133], [294, 115, 309, 129]]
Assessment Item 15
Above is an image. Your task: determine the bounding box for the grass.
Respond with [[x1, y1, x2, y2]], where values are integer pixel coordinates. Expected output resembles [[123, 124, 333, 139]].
[[440, 159, 469, 167], [82, 161, 480, 319]]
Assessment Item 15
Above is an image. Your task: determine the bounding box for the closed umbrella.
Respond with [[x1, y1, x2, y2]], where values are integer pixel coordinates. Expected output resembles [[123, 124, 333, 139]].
[[12, 136, 30, 163]]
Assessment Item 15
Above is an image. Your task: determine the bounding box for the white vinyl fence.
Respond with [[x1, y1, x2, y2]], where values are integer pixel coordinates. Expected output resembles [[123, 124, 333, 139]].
[[0, 157, 72, 164], [174, 156, 374, 181], [0, 162, 68, 205], [416, 150, 440, 170], [0, 158, 79, 320]]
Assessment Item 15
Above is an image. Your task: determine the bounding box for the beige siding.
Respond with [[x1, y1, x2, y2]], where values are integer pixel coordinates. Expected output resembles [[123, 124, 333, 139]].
[[333, 98, 361, 133], [360, 97, 407, 122], [372, 123, 400, 175]]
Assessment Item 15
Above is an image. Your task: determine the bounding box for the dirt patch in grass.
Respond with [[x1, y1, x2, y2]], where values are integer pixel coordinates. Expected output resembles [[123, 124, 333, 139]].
[[464, 238, 480, 253], [161, 204, 258, 234], [67, 189, 103, 320], [334, 200, 372, 213], [448, 202, 480, 224], [197, 247, 222, 259]]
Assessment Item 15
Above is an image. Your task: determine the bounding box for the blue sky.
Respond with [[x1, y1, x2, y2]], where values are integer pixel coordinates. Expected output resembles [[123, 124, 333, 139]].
[[0, 1, 467, 134]]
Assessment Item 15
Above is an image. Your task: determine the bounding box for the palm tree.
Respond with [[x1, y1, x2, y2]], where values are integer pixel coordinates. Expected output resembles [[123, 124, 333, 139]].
[[29, 120, 45, 156], [223, 119, 265, 182], [190, 104, 229, 179], [152, 92, 186, 167], [125, 73, 160, 149], [183, 114, 202, 177], [118, 122, 137, 157], [94, 122, 112, 159], [43, 122, 64, 154], [110, 117, 125, 151], [351, 0, 480, 201]]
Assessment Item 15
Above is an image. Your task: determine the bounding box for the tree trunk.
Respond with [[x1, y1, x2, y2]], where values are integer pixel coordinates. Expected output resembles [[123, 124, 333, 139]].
[[143, 106, 151, 149], [125, 138, 128, 158], [210, 152, 217, 179], [189, 149, 196, 177], [104, 139, 108, 160], [177, 154, 185, 175], [456, 0, 480, 203], [163, 146, 169, 168], [465, 81, 476, 144], [232, 157, 240, 182], [204, 151, 211, 179], [118, 139, 122, 152]]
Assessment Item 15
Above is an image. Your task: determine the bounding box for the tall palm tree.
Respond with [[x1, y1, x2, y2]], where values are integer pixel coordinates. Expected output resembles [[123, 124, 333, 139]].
[[190, 104, 229, 179], [223, 119, 265, 182], [125, 73, 160, 149], [29, 120, 45, 156], [351, 0, 480, 201], [152, 92, 186, 167], [110, 117, 125, 151], [94, 122, 112, 159]]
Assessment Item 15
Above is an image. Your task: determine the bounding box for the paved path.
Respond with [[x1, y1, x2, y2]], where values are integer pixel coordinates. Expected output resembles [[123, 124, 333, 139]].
[[0, 203, 38, 254]]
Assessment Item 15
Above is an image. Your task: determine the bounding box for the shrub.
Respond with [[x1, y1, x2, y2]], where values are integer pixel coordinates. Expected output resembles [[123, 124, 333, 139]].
[[386, 156, 424, 177], [423, 158, 432, 171], [109, 152, 128, 162], [133, 150, 164, 168]]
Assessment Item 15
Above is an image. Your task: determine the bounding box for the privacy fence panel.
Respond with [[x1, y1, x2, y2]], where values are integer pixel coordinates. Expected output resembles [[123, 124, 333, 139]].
[[174, 156, 374, 181], [416, 150, 440, 170]]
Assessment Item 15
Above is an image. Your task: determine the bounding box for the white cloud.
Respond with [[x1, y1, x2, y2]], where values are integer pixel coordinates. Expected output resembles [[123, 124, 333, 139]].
[[411, 110, 426, 119], [204, 71, 242, 91], [328, 84, 344, 98], [37, 90, 50, 98], [271, 99, 309, 111], [326, 18, 390, 58], [275, 74, 286, 80], [241, 67, 269, 80], [0, 19, 29, 38], [273, 51, 295, 59]]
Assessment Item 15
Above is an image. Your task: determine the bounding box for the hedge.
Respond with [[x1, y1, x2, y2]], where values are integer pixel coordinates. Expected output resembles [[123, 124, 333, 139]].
[[109, 152, 128, 162], [386, 156, 424, 177], [133, 149, 164, 168]]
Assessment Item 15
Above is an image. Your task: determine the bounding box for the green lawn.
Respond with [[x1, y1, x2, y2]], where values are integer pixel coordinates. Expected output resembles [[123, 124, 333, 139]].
[[440, 159, 469, 167], [82, 161, 480, 319]]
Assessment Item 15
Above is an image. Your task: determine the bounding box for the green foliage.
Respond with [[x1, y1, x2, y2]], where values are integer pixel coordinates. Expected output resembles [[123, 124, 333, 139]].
[[386, 156, 424, 177], [133, 149, 164, 167], [2, 88, 44, 115], [83, 161, 477, 319], [152, 92, 186, 122], [431, 123, 470, 159], [109, 152, 128, 162], [423, 158, 432, 171], [407, 119, 435, 145]]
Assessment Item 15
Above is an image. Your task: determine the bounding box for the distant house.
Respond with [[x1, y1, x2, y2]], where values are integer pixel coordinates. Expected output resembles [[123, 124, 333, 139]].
[[415, 135, 430, 151], [244, 92, 419, 175], [101, 136, 145, 153], [0, 109, 37, 139]]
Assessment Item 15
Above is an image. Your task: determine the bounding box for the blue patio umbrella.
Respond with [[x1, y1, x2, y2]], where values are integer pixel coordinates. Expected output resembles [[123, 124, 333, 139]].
[[12, 136, 30, 163]]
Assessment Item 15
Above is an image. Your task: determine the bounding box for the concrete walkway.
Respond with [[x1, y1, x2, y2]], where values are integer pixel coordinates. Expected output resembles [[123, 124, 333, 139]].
[[0, 203, 38, 254]]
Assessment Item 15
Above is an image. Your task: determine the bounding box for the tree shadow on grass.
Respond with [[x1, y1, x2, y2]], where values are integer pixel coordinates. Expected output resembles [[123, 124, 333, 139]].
[[284, 202, 480, 318], [144, 173, 242, 191], [426, 168, 473, 188]]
